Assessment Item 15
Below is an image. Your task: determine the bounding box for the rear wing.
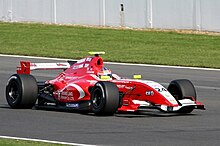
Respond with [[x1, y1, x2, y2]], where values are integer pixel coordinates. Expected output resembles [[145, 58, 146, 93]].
[[17, 61, 76, 74]]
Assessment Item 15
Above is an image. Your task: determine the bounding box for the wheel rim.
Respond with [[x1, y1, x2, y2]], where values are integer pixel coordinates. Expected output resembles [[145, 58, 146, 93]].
[[92, 88, 103, 109], [7, 81, 20, 104]]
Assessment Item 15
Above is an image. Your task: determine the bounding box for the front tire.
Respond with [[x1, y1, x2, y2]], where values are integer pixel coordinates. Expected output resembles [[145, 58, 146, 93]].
[[91, 81, 119, 116], [5, 74, 38, 108], [168, 79, 196, 113]]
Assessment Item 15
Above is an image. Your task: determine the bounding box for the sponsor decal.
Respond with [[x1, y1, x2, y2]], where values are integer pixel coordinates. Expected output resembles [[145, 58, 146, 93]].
[[117, 85, 125, 88], [155, 87, 167, 92], [58, 91, 74, 100], [86, 57, 92, 62], [125, 86, 133, 90], [86, 71, 95, 74], [58, 83, 85, 100], [117, 85, 124, 88], [116, 84, 133, 90], [84, 63, 89, 68], [72, 64, 84, 69], [146, 90, 154, 96], [56, 63, 67, 66], [66, 103, 79, 108]]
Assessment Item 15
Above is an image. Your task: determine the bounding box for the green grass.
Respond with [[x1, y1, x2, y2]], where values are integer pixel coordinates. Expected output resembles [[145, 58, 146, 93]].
[[0, 138, 66, 146], [0, 22, 220, 68]]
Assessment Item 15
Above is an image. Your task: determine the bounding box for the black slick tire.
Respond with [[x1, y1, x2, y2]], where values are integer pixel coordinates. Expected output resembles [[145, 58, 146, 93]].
[[91, 81, 119, 116], [5, 74, 38, 108], [167, 79, 196, 113]]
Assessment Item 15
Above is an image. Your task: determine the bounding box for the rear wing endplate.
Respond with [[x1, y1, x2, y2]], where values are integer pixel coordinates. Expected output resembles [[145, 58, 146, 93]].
[[17, 61, 76, 74]]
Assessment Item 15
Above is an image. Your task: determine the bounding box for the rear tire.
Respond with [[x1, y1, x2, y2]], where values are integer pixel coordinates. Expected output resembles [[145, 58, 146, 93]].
[[168, 79, 196, 113], [91, 81, 119, 116], [5, 74, 38, 108]]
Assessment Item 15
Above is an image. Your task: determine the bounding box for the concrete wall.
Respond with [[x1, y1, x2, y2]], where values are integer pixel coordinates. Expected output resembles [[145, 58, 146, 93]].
[[152, 0, 194, 29], [56, 0, 102, 25], [0, 0, 220, 32]]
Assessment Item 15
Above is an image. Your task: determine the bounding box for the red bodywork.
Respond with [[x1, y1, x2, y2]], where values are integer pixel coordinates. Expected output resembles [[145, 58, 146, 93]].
[[17, 55, 205, 112]]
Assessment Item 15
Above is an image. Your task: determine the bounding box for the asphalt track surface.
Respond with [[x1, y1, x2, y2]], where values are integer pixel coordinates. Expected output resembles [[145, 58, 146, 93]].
[[0, 55, 220, 146]]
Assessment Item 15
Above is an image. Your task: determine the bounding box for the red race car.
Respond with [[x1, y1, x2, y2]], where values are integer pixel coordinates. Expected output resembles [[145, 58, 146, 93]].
[[5, 52, 205, 116]]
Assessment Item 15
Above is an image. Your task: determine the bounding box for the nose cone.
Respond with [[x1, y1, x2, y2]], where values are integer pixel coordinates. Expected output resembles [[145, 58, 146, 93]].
[[134, 80, 179, 106]]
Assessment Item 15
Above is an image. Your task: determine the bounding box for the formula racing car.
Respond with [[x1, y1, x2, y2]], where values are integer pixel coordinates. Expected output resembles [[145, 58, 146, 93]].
[[5, 52, 205, 116]]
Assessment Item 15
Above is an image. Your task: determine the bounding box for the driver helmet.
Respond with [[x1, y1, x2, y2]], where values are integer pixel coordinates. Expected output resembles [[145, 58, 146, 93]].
[[97, 67, 112, 80]]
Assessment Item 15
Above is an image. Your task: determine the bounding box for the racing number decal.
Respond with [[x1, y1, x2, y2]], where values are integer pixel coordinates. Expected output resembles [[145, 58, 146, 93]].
[[155, 87, 167, 92]]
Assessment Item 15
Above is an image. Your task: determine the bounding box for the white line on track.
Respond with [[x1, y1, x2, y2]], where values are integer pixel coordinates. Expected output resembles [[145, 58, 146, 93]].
[[1, 54, 220, 71], [0, 135, 96, 146]]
